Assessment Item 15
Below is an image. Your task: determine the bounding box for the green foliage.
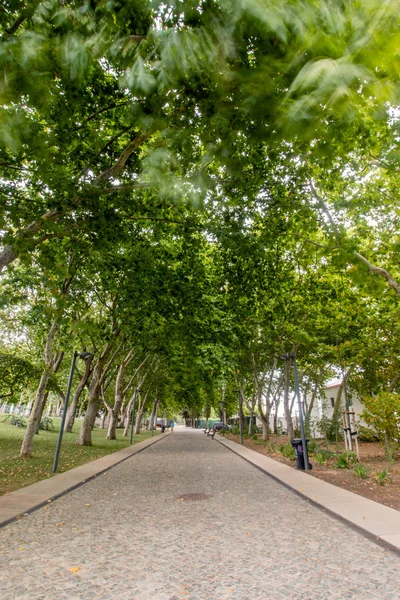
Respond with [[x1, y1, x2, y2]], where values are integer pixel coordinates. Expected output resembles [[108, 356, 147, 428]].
[[353, 464, 368, 480], [371, 469, 392, 486], [358, 426, 380, 443], [39, 417, 54, 431], [9, 415, 26, 428], [314, 452, 328, 466], [361, 393, 400, 458], [1, 0, 400, 461], [316, 415, 342, 443], [307, 440, 318, 455], [333, 451, 359, 470], [279, 443, 296, 460]]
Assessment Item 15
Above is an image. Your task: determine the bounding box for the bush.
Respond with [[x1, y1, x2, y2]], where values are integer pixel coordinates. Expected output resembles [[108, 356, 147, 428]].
[[307, 440, 318, 455], [371, 468, 392, 486], [353, 464, 368, 479], [279, 443, 295, 460], [10, 415, 26, 428], [251, 433, 259, 441], [39, 417, 54, 431], [230, 425, 240, 435], [358, 426, 380, 443], [333, 451, 359, 469], [316, 414, 342, 443], [315, 452, 328, 465], [361, 392, 400, 458]]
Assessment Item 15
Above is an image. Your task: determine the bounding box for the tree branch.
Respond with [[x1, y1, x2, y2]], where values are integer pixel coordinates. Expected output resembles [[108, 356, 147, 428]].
[[354, 251, 400, 297], [96, 134, 149, 181]]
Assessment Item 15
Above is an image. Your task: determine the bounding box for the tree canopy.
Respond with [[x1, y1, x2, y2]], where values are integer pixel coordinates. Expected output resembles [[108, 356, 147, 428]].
[[1, 0, 400, 456]]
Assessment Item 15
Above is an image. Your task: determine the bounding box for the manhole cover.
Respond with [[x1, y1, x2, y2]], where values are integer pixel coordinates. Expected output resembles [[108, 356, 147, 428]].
[[176, 493, 213, 502]]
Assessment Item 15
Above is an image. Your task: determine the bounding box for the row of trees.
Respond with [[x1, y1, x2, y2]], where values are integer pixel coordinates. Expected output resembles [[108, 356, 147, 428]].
[[1, 1, 400, 457]]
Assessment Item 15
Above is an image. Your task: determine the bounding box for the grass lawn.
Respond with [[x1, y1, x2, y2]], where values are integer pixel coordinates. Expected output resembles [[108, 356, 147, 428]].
[[0, 417, 158, 495]]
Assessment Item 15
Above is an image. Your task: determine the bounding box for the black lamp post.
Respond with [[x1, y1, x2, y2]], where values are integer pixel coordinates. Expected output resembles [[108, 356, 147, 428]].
[[129, 387, 139, 444], [238, 390, 244, 445], [52, 351, 94, 473], [279, 352, 310, 471]]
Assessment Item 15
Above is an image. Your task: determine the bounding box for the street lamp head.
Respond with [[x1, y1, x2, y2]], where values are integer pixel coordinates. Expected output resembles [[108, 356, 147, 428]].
[[278, 352, 296, 361], [79, 352, 94, 360]]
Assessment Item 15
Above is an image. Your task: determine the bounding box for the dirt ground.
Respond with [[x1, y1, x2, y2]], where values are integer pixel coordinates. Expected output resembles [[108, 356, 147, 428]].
[[224, 433, 400, 511]]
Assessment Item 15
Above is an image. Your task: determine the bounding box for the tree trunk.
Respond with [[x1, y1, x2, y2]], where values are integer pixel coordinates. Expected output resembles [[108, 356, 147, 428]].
[[76, 382, 100, 446], [34, 391, 50, 434], [283, 359, 294, 440], [20, 313, 65, 458], [107, 396, 120, 439], [65, 356, 93, 433], [123, 395, 134, 437], [149, 396, 159, 430], [76, 337, 120, 446], [107, 350, 134, 440], [100, 410, 108, 429], [20, 371, 50, 458], [332, 382, 344, 421], [134, 392, 145, 434]]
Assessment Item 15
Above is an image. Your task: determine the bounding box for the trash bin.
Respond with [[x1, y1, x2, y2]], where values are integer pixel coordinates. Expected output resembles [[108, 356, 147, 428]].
[[290, 438, 312, 470]]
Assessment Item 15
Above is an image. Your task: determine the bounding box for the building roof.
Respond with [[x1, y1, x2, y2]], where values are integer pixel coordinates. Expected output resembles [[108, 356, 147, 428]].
[[325, 379, 342, 389]]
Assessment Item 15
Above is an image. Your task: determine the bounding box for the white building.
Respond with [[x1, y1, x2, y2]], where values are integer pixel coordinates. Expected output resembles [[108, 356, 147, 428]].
[[317, 380, 365, 423]]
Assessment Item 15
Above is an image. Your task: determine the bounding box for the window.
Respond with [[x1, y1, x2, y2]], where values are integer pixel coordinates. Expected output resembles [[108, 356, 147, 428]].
[[330, 397, 335, 408]]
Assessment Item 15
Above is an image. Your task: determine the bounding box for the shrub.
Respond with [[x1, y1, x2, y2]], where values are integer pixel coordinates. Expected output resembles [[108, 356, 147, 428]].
[[358, 426, 380, 443], [251, 433, 259, 441], [279, 443, 295, 460], [333, 451, 359, 469], [361, 392, 400, 458], [371, 468, 392, 486], [264, 442, 276, 452], [314, 452, 328, 465], [39, 417, 54, 431], [307, 440, 318, 455], [316, 414, 342, 443], [353, 464, 368, 479], [10, 415, 26, 428]]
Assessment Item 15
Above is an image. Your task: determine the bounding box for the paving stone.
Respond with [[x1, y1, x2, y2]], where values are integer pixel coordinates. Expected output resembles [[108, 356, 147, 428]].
[[0, 430, 399, 599]]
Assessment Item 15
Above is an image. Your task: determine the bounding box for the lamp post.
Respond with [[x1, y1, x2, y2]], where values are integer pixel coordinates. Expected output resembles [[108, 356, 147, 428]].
[[52, 351, 94, 473], [280, 352, 310, 471], [129, 387, 139, 444], [238, 390, 244, 445]]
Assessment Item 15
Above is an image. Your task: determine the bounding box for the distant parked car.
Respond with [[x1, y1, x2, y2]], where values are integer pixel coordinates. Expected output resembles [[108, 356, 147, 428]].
[[212, 422, 231, 431]]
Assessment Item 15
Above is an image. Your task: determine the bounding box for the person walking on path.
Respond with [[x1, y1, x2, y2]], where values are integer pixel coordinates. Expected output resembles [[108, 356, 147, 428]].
[[170, 420, 174, 432]]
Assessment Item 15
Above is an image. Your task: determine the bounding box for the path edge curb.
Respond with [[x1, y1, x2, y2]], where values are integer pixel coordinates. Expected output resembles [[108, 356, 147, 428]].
[[0, 432, 171, 529], [215, 435, 400, 557]]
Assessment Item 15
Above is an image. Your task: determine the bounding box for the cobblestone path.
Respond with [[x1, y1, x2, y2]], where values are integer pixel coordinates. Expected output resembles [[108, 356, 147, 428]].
[[1, 430, 400, 600]]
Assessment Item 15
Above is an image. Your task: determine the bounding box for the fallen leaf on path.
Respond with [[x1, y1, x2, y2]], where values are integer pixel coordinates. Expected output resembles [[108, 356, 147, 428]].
[[84, 504, 91, 507], [19, 547, 24, 551], [69, 567, 80, 573]]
